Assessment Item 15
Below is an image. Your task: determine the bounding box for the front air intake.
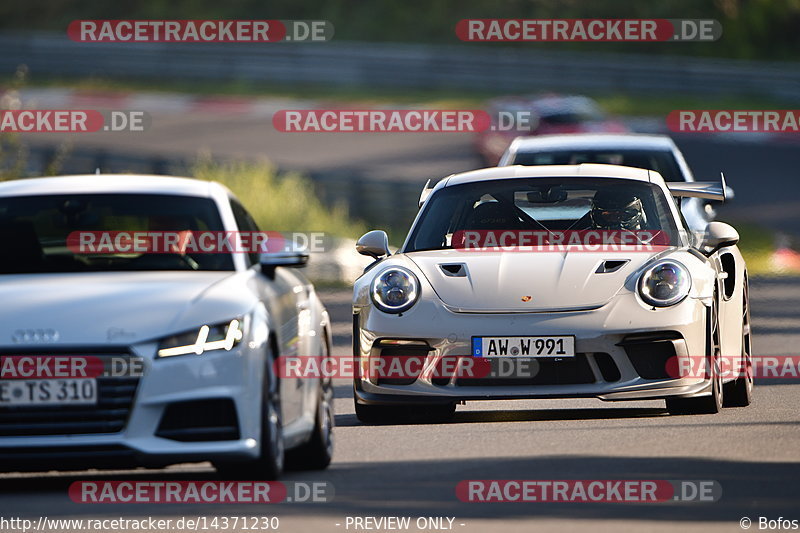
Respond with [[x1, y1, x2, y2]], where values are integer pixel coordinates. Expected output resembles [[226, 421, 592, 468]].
[[595, 260, 630, 274], [439, 263, 467, 277], [156, 399, 239, 442]]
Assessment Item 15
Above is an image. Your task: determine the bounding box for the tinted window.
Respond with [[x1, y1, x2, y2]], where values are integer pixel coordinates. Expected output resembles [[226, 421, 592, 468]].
[[0, 193, 233, 273], [511, 149, 684, 182], [404, 178, 682, 252], [230, 198, 261, 267]]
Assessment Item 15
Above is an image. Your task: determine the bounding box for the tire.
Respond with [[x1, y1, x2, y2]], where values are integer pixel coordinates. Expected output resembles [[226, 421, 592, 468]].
[[216, 344, 284, 480], [355, 398, 456, 425], [285, 340, 334, 471], [724, 278, 754, 407], [666, 293, 723, 415]]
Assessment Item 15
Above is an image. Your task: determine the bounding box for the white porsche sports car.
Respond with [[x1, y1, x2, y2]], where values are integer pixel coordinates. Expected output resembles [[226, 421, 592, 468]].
[[353, 164, 752, 423], [0, 175, 333, 478]]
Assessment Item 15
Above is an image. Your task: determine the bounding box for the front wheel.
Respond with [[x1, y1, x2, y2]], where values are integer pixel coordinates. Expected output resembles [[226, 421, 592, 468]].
[[667, 294, 723, 415], [216, 346, 284, 479], [286, 342, 334, 471], [724, 279, 754, 407]]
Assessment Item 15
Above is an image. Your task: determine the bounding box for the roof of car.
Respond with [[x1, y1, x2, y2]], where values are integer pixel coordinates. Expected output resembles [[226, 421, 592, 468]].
[[508, 133, 677, 153], [0, 174, 230, 198], [443, 164, 661, 188]]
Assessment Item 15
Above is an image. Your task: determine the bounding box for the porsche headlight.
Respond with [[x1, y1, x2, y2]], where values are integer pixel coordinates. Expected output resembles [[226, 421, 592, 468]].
[[638, 260, 691, 308], [371, 267, 420, 314], [157, 319, 244, 358]]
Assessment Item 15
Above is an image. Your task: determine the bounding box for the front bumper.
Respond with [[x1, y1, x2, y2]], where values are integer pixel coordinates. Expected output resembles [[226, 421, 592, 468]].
[[354, 292, 712, 405], [0, 341, 266, 471]]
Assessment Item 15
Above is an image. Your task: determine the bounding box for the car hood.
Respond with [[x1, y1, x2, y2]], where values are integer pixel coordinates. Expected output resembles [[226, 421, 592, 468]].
[[0, 271, 256, 348], [407, 249, 662, 312]]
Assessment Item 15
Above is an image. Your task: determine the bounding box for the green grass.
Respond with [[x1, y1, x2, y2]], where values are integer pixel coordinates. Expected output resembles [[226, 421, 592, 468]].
[[191, 158, 367, 238], [719, 220, 783, 277], [310, 279, 358, 290], [594, 94, 794, 118]]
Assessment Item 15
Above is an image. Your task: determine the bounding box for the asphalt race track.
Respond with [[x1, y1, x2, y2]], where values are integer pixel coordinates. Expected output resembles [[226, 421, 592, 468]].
[[6, 114, 800, 532], [1, 276, 799, 532]]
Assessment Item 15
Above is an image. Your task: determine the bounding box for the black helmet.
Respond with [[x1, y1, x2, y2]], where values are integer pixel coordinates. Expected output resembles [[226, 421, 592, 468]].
[[591, 189, 644, 230]]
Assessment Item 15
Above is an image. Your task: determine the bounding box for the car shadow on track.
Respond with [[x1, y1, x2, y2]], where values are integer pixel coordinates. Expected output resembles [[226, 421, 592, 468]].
[[0, 467, 217, 493], [334, 406, 669, 427]]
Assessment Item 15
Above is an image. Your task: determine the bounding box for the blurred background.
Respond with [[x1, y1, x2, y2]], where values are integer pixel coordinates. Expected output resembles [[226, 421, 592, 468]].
[[1, 0, 800, 279]]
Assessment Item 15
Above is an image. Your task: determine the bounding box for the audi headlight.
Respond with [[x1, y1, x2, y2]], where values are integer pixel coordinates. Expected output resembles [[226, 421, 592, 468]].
[[371, 267, 420, 314], [157, 319, 244, 358], [638, 260, 691, 308]]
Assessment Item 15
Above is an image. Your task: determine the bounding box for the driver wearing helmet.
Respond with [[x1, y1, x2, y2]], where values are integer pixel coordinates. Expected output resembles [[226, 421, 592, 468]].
[[590, 189, 645, 230]]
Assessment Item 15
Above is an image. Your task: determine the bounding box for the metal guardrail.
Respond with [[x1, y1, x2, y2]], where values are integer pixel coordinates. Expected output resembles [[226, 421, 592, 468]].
[[23, 145, 423, 230], [1, 32, 800, 101]]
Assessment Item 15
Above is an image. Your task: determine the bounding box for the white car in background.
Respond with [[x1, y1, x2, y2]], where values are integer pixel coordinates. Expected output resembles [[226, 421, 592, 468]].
[[353, 164, 752, 423], [0, 175, 333, 478], [499, 133, 734, 231]]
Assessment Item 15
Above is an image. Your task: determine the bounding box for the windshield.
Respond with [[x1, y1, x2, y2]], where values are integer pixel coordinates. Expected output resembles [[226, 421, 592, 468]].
[[534, 97, 605, 123], [0, 193, 234, 274], [510, 149, 684, 182], [404, 178, 683, 252]]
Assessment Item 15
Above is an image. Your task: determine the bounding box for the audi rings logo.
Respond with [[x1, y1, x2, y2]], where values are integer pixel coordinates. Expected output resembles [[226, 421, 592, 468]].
[[11, 329, 60, 344]]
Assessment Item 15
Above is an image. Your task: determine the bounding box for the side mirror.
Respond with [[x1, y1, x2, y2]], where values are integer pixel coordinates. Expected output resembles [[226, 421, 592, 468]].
[[259, 250, 309, 269], [356, 230, 390, 260], [700, 221, 739, 256]]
